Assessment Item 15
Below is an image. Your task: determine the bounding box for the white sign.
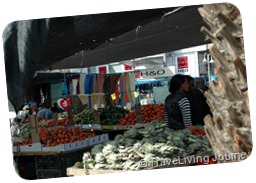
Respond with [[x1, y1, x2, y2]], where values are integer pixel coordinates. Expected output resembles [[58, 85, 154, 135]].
[[174, 53, 199, 77], [153, 86, 170, 104], [57, 98, 67, 111], [137, 66, 175, 79], [126, 102, 132, 110], [177, 68, 190, 74]]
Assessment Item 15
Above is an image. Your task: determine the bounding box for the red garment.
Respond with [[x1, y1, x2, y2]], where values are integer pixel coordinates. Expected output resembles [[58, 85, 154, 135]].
[[115, 77, 121, 105], [109, 74, 121, 105], [97, 74, 105, 93], [124, 73, 130, 104]]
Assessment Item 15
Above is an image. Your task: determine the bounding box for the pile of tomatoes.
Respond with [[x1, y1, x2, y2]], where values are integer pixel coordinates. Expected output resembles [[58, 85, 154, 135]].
[[116, 111, 137, 126], [17, 126, 96, 147], [38, 117, 69, 128], [117, 103, 164, 126], [188, 126, 206, 136], [39, 126, 96, 146], [141, 103, 164, 123], [47, 117, 69, 127], [19, 138, 32, 145]]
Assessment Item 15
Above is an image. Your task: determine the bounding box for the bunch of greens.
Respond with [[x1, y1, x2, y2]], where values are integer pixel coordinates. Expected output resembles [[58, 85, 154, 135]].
[[100, 106, 129, 125]]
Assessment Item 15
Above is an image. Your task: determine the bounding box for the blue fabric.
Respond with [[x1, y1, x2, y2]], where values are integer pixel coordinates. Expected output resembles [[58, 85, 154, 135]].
[[85, 73, 94, 94], [37, 108, 54, 120], [69, 82, 73, 95]]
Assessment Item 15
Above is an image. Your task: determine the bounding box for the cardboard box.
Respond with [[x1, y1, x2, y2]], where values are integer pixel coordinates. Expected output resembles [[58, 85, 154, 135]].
[[76, 138, 89, 148], [42, 142, 77, 152], [81, 124, 101, 130], [20, 143, 42, 152], [88, 136, 100, 146], [99, 134, 109, 142], [29, 115, 38, 129], [12, 146, 20, 153]]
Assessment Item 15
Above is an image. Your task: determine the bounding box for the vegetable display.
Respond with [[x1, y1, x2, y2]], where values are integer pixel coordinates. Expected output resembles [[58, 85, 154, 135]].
[[116, 111, 137, 126], [117, 104, 164, 126], [141, 103, 164, 123], [100, 106, 129, 125], [39, 117, 69, 128], [39, 126, 96, 146], [19, 123, 31, 140], [73, 109, 96, 124], [80, 121, 212, 171], [188, 125, 206, 136], [15, 125, 97, 147]]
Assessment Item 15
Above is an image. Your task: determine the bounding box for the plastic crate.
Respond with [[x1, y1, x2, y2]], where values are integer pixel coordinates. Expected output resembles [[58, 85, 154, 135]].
[[36, 155, 61, 170], [35, 152, 82, 170], [36, 169, 67, 179], [15, 156, 37, 180]]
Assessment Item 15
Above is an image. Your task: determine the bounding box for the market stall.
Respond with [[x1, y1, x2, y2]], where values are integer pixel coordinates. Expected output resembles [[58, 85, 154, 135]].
[[12, 99, 213, 179], [7, 2, 251, 180], [65, 122, 215, 176]]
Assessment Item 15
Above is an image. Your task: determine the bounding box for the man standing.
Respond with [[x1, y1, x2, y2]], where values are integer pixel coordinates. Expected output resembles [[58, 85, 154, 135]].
[[186, 76, 211, 126], [37, 103, 54, 120], [51, 102, 61, 113]]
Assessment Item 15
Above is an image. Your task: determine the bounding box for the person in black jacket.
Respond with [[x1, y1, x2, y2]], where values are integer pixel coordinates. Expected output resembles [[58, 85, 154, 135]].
[[51, 102, 61, 113], [186, 76, 211, 126], [164, 74, 192, 130]]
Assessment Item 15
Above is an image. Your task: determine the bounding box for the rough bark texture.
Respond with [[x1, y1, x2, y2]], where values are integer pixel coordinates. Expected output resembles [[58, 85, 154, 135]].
[[198, 3, 252, 162]]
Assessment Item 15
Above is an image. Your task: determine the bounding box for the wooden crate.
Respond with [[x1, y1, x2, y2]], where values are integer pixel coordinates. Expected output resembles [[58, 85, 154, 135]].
[[66, 167, 125, 176]]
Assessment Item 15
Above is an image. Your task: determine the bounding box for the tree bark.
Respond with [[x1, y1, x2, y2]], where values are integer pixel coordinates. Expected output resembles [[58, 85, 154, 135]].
[[198, 3, 252, 163]]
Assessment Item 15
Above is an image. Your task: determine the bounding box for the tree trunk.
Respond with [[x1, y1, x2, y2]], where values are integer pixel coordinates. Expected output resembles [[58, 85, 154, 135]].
[[198, 3, 252, 163]]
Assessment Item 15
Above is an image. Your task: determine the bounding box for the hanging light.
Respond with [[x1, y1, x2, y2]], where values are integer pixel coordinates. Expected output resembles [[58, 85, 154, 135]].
[[202, 52, 208, 62], [209, 54, 214, 63]]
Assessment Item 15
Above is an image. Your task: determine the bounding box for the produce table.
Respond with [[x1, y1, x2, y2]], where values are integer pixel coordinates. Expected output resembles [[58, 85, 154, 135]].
[[66, 167, 125, 176], [13, 145, 93, 180], [66, 151, 215, 177]]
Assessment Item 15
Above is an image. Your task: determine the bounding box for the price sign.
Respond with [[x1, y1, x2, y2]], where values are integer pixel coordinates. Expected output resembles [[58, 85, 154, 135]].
[[134, 91, 138, 98], [102, 125, 115, 130], [111, 93, 116, 100], [126, 102, 132, 110], [57, 98, 68, 111]]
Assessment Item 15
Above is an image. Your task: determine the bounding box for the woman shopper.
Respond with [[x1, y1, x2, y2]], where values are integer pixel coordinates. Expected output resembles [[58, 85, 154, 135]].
[[164, 74, 192, 130]]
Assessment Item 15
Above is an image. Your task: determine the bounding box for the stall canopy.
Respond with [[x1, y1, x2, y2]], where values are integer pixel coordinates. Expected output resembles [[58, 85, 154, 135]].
[[3, 4, 210, 112], [49, 5, 209, 70]]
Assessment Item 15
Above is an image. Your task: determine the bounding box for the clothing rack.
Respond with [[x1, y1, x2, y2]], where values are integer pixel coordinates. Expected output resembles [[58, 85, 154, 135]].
[[34, 70, 140, 108]]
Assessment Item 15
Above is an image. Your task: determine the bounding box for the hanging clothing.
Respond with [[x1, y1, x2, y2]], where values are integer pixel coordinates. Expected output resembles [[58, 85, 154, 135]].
[[97, 74, 105, 93], [41, 83, 50, 102], [83, 74, 87, 94], [91, 93, 106, 108], [109, 74, 121, 106], [115, 77, 121, 105], [72, 79, 78, 95], [123, 73, 130, 104], [79, 74, 85, 94], [93, 74, 98, 93], [126, 72, 136, 105], [103, 75, 111, 106], [65, 74, 72, 95], [85, 73, 94, 94], [69, 81, 73, 95]]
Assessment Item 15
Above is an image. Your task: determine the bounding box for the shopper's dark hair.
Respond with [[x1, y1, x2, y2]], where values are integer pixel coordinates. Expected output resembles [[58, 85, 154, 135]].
[[185, 75, 194, 83], [185, 75, 195, 87], [169, 74, 187, 94]]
